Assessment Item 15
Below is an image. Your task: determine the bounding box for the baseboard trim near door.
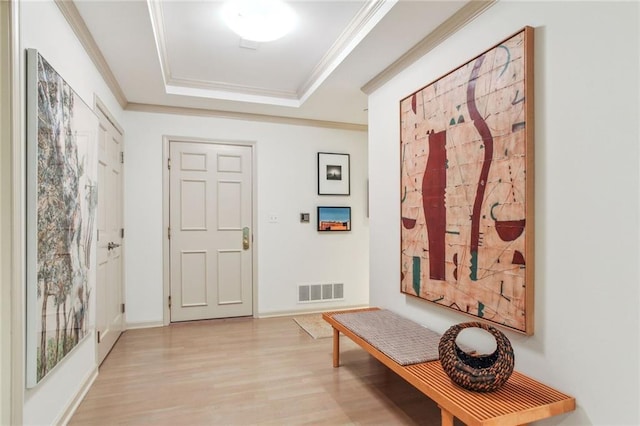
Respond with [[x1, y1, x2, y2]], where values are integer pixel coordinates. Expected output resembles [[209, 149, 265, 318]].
[[257, 304, 370, 319], [125, 320, 165, 330], [56, 366, 98, 426]]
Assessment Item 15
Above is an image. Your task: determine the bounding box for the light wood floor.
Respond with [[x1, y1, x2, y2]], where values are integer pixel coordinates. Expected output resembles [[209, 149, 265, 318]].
[[71, 315, 451, 425]]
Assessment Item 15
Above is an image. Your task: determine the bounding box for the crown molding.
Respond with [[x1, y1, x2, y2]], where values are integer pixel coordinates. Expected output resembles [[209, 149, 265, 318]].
[[54, 0, 128, 108], [126, 102, 368, 132], [361, 0, 497, 95]]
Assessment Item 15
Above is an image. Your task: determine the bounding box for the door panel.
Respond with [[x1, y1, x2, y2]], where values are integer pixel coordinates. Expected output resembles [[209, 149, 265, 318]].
[[181, 250, 207, 306], [218, 249, 242, 304], [218, 181, 241, 228], [169, 141, 253, 321], [181, 180, 207, 229]]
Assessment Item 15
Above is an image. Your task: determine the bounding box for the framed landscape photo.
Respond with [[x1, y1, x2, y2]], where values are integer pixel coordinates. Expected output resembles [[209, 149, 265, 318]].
[[318, 152, 350, 195], [317, 206, 351, 232]]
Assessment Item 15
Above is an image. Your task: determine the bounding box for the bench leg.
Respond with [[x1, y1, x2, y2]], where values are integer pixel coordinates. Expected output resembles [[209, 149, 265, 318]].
[[439, 406, 454, 426], [332, 327, 340, 367]]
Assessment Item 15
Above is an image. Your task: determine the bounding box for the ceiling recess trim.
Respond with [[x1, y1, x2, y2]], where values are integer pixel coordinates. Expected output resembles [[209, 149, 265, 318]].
[[164, 78, 300, 108], [167, 76, 299, 100], [296, 0, 397, 104], [146, 0, 300, 107], [361, 0, 497, 95], [146, 0, 171, 85], [147, 0, 396, 108], [126, 102, 368, 132], [54, 0, 128, 108]]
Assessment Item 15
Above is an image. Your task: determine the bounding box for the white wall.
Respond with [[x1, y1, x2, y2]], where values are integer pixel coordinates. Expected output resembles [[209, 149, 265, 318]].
[[368, 2, 639, 425], [20, 1, 125, 424], [123, 111, 369, 324]]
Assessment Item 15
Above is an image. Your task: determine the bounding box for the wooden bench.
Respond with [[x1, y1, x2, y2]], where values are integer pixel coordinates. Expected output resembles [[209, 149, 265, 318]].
[[323, 308, 575, 426]]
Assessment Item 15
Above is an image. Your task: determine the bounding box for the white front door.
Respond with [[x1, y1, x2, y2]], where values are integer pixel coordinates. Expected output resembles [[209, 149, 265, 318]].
[[96, 107, 124, 364], [169, 141, 253, 322]]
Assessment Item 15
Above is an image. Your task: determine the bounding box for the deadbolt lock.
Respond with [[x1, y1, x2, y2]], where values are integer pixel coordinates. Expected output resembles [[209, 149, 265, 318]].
[[242, 227, 250, 250]]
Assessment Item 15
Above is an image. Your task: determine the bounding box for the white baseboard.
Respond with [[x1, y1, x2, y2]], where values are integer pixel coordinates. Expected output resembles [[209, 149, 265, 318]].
[[56, 367, 98, 426], [125, 320, 165, 330], [257, 304, 369, 319]]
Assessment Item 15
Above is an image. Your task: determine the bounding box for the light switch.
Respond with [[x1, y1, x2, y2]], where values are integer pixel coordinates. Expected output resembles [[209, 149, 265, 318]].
[[300, 213, 310, 223]]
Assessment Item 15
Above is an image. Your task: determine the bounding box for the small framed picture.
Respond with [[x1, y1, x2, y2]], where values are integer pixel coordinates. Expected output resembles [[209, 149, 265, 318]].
[[318, 152, 350, 195], [317, 206, 351, 232]]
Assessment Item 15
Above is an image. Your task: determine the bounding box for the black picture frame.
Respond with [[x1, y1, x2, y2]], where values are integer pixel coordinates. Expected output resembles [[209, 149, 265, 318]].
[[317, 152, 350, 195]]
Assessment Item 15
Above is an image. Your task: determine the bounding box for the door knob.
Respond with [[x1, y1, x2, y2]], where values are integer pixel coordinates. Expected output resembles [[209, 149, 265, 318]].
[[107, 242, 121, 250]]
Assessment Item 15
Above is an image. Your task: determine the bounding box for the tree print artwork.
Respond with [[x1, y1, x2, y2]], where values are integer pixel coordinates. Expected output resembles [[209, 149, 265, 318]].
[[26, 50, 98, 386]]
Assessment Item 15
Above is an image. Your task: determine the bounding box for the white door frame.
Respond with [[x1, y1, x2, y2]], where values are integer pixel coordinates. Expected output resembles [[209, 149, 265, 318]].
[[1, 1, 24, 424], [162, 136, 258, 325]]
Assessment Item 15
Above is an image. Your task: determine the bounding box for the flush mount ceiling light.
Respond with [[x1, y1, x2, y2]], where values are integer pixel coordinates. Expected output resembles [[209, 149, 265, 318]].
[[221, 0, 297, 42]]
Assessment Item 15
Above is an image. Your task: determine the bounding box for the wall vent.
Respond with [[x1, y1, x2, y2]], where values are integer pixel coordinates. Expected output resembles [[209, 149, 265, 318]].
[[298, 283, 344, 303]]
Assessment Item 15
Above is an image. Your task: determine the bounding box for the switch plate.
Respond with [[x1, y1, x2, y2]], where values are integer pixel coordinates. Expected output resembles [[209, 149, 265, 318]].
[[300, 213, 310, 223]]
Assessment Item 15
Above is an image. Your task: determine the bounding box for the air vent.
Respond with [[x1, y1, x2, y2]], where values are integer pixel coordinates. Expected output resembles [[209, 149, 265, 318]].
[[298, 283, 344, 303]]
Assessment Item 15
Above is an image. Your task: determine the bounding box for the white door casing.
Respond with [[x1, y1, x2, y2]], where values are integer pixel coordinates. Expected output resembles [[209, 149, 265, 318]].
[[96, 102, 124, 364], [169, 141, 253, 322]]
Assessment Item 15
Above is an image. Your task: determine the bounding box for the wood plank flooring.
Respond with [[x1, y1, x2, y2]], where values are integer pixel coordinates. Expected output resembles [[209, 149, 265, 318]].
[[70, 316, 450, 425]]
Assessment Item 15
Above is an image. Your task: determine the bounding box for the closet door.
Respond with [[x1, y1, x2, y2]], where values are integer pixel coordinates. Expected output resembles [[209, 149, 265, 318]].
[[96, 105, 124, 365]]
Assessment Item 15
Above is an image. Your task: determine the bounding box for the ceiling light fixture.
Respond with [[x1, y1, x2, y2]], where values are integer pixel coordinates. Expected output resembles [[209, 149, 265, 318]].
[[221, 0, 297, 43]]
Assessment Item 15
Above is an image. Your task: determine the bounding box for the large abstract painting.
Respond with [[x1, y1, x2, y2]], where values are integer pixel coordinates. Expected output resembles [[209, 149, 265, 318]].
[[400, 28, 534, 334], [26, 49, 98, 386]]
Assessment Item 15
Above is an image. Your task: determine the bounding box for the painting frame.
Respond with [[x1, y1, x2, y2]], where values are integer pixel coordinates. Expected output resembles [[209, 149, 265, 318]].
[[317, 206, 351, 232], [399, 27, 534, 335], [26, 49, 98, 386], [318, 152, 350, 195]]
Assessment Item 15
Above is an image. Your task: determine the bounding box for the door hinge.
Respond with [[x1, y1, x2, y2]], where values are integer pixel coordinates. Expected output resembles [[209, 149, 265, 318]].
[[120, 151, 124, 164], [168, 227, 171, 239], [121, 228, 125, 238], [168, 295, 172, 308], [97, 229, 100, 241], [121, 303, 125, 314], [168, 158, 171, 170], [97, 331, 101, 343]]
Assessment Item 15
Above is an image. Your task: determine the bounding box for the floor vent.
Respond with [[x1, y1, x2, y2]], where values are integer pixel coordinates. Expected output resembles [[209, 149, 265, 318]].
[[298, 283, 344, 303]]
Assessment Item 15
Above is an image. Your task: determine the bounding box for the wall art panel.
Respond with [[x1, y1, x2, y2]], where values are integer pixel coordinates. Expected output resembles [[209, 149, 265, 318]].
[[400, 27, 534, 334], [26, 49, 98, 386]]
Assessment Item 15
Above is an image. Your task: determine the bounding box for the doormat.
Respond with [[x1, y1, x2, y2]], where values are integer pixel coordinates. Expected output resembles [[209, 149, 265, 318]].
[[293, 314, 333, 339]]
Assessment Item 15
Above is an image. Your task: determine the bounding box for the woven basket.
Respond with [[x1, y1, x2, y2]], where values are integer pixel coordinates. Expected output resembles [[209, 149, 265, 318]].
[[438, 322, 514, 392]]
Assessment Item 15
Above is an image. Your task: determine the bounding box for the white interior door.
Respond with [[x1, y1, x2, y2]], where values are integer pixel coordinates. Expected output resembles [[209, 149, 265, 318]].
[[96, 108, 124, 364], [169, 141, 253, 322]]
